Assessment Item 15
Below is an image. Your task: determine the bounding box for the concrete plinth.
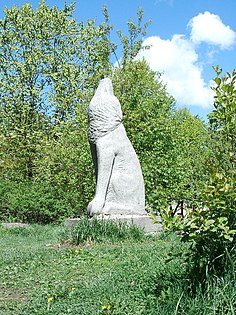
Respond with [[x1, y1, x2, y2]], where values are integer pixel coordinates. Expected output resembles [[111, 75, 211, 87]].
[[1, 222, 30, 229], [64, 215, 163, 234]]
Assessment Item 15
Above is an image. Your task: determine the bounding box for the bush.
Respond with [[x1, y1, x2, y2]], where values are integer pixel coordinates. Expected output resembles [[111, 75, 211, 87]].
[[161, 68, 236, 291], [0, 179, 85, 223], [180, 171, 236, 285]]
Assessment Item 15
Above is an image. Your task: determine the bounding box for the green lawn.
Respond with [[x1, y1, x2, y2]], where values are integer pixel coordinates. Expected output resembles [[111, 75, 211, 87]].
[[0, 224, 235, 315]]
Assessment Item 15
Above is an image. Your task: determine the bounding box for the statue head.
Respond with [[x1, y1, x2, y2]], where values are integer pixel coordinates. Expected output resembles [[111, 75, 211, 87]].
[[88, 78, 122, 143]]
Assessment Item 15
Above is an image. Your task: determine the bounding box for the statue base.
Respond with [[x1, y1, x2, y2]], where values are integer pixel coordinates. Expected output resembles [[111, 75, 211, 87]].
[[65, 214, 163, 234]]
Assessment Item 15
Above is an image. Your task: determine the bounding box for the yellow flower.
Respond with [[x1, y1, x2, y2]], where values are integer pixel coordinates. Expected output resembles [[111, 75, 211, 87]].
[[47, 297, 53, 303], [101, 304, 111, 311]]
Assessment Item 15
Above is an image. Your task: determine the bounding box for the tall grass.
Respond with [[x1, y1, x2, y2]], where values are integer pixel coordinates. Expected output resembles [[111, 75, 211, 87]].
[[70, 217, 146, 244]]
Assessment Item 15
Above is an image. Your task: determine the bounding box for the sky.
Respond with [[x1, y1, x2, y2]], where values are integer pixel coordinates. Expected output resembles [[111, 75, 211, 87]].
[[0, 0, 235, 121]]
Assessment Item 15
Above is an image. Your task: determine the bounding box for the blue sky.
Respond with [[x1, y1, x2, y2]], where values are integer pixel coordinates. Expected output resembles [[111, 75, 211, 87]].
[[0, 0, 236, 120]]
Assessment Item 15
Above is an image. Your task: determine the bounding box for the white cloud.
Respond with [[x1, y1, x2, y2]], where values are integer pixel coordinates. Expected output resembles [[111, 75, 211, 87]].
[[189, 11, 236, 49], [137, 11, 236, 108], [139, 35, 214, 108]]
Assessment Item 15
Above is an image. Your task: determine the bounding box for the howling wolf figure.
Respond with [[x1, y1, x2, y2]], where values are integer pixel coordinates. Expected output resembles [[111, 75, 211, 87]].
[[87, 78, 146, 217]]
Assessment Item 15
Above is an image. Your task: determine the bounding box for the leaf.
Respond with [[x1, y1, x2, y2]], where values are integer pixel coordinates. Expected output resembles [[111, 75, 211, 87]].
[[214, 77, 221, 86], [223, 234, 233, 241], [205, 219, 215, 226]]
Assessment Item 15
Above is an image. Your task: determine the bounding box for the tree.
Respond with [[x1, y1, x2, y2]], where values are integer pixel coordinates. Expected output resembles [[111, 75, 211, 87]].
[[168, 108, 211, 208], [0, 2, 152, 222], [112, 59, 174, 210], [0, 1, 114, 220], [0, 1, 212, 223], [112, 60, 210, 212], [209, 66, 236, 174], [0, 1, 112, 180], [172, 68, 236, 287]]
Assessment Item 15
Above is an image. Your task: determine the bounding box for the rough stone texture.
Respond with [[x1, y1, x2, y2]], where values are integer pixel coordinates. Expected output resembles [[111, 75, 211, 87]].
[[87, 77, 146, 217], [64, 218, 81, 230], [64, 215, 163, 234], [1, 222, 30, 229], [96, 214, 163, 234]]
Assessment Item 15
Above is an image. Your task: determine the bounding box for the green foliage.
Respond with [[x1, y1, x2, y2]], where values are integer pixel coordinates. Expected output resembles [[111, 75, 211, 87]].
[[116, 7, 151, 67], [0, 1, 113, 221], [0, 2, 157, 223], [0, 1, 211, 223], [168, 109, 211, 205], [113, 60, 210, 211], [0, 0, 111, 179], [33, 120, 94, 212], [0, 179, 84, 223], [113, 59, 174, 210], [70, 217, 146, 245], [209, 66, 236, 173], [168, 68, 236, 287], [172, 171, 236, 286]]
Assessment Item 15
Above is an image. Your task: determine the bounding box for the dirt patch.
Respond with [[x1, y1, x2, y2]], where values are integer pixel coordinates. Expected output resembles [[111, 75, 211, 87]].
[[0, 288, 28, 303]]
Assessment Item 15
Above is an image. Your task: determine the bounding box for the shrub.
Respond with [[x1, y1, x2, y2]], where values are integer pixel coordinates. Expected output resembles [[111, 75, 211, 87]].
[[180, 171, 236, 285], [164, 68, 236, 290], [0, 179, 85, 223]]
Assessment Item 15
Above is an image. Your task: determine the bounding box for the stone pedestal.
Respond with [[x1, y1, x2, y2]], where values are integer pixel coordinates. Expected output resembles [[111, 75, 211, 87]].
[[1, 222, 30, 229], [64, 215, 163, 234]]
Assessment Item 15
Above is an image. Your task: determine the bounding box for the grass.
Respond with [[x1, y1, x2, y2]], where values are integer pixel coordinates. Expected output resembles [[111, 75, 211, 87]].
[[70, 217, 147, 244], [0, 222, 235, 314]]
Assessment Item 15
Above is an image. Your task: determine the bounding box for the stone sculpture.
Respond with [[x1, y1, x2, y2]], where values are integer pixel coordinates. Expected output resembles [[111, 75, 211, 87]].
[[87, 78, 146, 217]]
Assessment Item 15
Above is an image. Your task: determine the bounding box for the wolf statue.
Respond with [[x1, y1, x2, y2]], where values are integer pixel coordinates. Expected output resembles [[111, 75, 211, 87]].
[[87, 78, 146, 217]]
